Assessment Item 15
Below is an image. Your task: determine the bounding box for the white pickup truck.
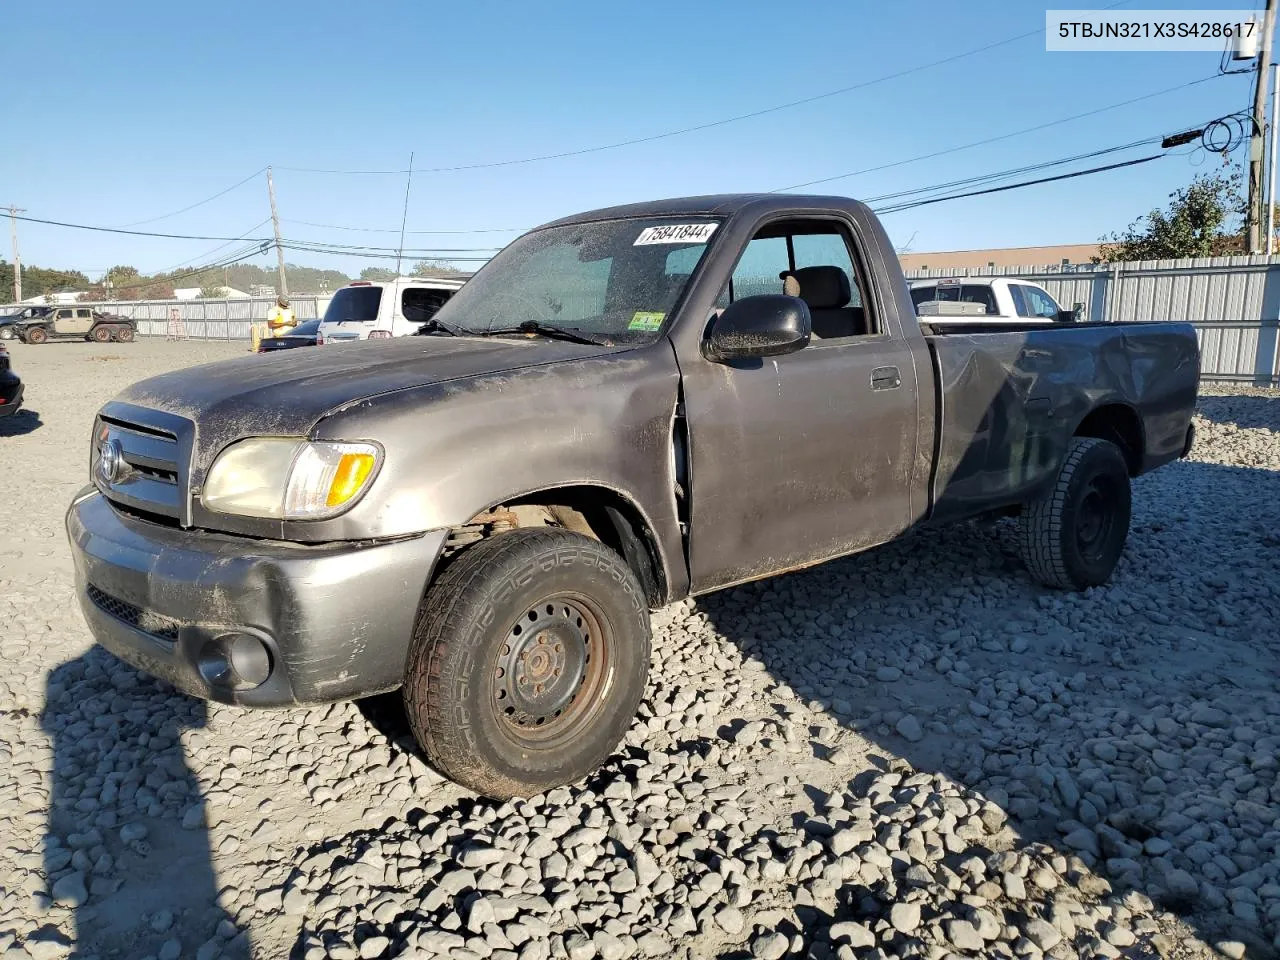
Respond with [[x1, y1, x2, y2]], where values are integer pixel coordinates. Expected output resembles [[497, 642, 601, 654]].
[[909, 277, 1080, 326]]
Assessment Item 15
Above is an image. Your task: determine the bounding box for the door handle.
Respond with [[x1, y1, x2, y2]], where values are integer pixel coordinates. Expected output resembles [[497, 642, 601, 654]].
[[870, 365, 902, 390]]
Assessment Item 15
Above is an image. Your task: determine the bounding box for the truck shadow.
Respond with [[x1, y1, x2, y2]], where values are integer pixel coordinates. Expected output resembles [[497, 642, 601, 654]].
[[695, 456, 1279, 957], [40, 648, 251, 959], [1196, 391, 1280, 430]]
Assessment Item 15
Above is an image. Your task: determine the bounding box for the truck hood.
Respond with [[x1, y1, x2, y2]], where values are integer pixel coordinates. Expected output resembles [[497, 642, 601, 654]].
[[115, 336, 626, 459]]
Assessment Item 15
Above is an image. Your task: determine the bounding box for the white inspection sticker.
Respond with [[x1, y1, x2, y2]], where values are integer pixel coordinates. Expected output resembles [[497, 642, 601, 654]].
[[634, 223, 718, 245]]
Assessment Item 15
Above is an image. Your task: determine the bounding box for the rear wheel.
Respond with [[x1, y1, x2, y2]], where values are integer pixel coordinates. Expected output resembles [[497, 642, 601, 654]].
[[403, 528, 651, 798], [24, 326, 48, 344], [91, 325, 112, 343], [1018, 436, 1131, 590], [116, 326, 135, 343]]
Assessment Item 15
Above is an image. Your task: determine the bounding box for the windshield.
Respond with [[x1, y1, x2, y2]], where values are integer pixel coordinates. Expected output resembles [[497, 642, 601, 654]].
[[432, 217, 720, 341], [322, 287, 383, 323]]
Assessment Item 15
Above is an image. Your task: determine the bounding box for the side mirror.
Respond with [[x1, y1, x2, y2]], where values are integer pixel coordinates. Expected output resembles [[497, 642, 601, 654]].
[[703, 294, 811, 363]]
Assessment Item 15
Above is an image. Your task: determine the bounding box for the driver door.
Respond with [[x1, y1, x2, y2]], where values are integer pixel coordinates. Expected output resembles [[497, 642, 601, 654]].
[[679, 217, 921, 593]]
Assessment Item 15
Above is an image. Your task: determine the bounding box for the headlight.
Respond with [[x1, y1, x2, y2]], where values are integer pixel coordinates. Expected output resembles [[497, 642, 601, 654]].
[[203, 438, 380, 520]]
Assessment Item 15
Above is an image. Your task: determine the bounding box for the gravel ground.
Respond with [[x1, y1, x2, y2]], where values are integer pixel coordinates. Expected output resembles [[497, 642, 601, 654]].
[[0, 339, 1277, 960]]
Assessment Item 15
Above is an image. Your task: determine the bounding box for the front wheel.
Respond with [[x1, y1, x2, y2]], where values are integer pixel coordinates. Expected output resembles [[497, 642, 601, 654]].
[[1018, 436, 1131, 590], [403, 528, 651, 799], [24, 326, 48, 344], [0, 327, 14, 341]]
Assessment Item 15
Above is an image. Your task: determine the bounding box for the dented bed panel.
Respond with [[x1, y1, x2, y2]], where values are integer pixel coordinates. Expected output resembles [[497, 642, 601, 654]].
[[926, 322, 1200, 525]]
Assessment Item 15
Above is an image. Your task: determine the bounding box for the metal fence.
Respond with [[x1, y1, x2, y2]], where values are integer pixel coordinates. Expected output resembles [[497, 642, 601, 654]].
[[8, 255, 1280, 384], [0, 295, 329, 341], [905, 254, 1280, 385]]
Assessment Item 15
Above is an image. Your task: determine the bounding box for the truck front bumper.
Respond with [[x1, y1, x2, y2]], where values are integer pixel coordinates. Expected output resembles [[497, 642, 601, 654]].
[[66, 489, 447, 707]]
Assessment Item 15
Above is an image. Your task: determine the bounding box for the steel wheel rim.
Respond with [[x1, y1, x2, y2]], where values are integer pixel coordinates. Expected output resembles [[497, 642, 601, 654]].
[[1076, 477, 1116, 561], [492, 593, 612, 746]]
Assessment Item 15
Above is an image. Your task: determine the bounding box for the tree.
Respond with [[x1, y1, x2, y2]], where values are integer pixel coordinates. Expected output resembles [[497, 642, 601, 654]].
[[360, 267, 398, 282], [411, 259, 469, 279], [1096, 172, 1245, 262]]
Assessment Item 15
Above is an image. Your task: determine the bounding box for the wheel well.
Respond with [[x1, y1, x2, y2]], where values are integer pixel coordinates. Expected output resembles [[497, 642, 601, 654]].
[[1074, 404, 1143, 475], [446, 486, 668, 607]]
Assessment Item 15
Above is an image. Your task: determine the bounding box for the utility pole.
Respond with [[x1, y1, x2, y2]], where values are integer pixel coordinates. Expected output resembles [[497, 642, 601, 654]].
[[7, 206, 25, 303], [266, 166, 289, 298], [1248, 0, 1277, 252], [1270, 63, 1279, 254], [395, 152, 415, 277]]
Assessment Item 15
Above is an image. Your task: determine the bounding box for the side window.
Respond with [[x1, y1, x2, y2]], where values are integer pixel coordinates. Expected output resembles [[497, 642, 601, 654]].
[[1009, 284, 1030, 317], [723, 221, 874, 340], [402, 288, 452, 323], [1023, 286, 1059, 319], [793, 233, 862, 307], [728, 236, 789, 300], [57, 309, 73, 319], [77, 309, 92, 319]]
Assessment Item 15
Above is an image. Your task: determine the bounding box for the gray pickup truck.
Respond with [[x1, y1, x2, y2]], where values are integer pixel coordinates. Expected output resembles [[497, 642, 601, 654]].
[[67, 194, 1200, 798]]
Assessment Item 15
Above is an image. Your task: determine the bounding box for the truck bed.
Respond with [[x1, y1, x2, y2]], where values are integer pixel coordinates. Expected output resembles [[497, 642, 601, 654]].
[[922, 321, 1200, 525]]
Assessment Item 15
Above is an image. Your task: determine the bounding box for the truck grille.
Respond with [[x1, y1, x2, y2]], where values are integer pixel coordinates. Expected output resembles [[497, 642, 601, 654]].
[[93, 402, 195, 525], [87, 584, 182, 641]]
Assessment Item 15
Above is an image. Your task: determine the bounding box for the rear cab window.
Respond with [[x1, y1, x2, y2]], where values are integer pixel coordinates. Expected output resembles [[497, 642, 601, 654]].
[[911, 282, 998, 315]]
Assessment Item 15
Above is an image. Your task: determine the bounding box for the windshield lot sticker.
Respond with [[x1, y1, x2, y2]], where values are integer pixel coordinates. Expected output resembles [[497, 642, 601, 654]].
[[634, 224, 717, 245], [628, 311, 666, 331]]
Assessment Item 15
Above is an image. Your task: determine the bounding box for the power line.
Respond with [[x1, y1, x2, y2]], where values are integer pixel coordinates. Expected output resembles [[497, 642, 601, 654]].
[[112, 168, 267, 228], [771, 73, 1225, 192], [861, 137, 1160, 206], [9, 213, 504, 251], [103, 245, 271, 294], [873, 155, 1165, 214], [154, 218, 273, 275], [276, 2, 1138, 178], [282, 218, 521, 235]]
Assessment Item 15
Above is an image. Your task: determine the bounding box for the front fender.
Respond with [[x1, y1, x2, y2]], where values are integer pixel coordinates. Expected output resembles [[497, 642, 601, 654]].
[[308, 342, 687, 593]]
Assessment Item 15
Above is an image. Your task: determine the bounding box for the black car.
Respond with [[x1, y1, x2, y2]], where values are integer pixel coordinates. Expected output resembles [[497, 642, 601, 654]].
[[0, 344, 23, 417], [257, 318, 321, 352], [0, 306, 49, 341]]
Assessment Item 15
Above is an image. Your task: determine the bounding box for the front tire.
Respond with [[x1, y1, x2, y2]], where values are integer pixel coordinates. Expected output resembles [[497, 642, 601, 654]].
[[1018, 436, 1131, 590], [25, 326, 48, 344], [0, 327, 14, 341], [403, 528, 651, 799]]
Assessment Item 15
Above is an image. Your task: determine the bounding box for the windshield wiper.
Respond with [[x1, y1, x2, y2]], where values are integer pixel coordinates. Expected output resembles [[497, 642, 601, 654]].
[[478, 320, 608, 346], [413, 316, 467, 337]]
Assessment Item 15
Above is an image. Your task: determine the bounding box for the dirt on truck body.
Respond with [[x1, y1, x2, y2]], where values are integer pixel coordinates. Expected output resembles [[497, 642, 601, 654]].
[[66, 193, 1200, 798]]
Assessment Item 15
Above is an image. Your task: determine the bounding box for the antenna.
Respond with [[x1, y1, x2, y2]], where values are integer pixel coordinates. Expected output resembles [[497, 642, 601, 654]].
[[395, 152, 415, 277]]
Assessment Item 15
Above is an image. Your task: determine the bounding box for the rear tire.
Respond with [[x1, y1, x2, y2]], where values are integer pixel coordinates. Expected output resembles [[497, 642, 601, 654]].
[[403, 528, 651, 799], [91, 325, 112, 343], [1018, 436, 1131, 590], [25, 326, 48, 344], [116, 326, 134, 343]]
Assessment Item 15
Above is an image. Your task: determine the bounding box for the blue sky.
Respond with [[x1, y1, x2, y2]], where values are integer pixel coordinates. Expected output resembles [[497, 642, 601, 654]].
[[3, 0, 1261, 278]]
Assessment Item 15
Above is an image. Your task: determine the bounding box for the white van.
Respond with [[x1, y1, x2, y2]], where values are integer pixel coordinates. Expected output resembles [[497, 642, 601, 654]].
[[316, 277, 468, 343]]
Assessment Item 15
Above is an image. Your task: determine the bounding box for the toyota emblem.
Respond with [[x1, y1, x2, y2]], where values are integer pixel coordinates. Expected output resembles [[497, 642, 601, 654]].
[[97, 438, 126, 484]]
